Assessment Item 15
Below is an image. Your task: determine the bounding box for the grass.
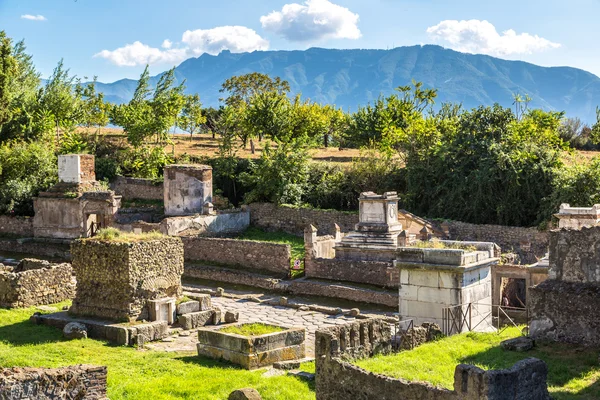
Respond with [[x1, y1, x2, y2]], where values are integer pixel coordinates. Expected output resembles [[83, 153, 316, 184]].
[[89, 228, 166, 243], [176, 296, 191, 305], [219, 323, 286, 336], [411, 240, 477, 251], [237, 227, 305, 277], [120, 198, 164, 209], [0, 303, 315, 400], [355, 327, 600, 399]]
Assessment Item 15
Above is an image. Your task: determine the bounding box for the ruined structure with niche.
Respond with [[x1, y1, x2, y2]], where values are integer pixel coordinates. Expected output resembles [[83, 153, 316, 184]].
[[555, 203, 600, 230], [164, 164, 213, 216], [530, 226, 600, 346], [33, 154, 121, 239], [69, 236, 184, 322], [315, 319, 550, 400]]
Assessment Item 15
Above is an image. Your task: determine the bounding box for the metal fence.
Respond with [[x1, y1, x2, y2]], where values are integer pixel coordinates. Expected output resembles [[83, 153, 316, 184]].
[[442, 302, 527, 336]]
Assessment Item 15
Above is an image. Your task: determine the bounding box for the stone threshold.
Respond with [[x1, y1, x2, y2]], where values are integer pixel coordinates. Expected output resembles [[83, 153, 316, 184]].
[[31, 311, 168, 346], [182, 263, 398, 308]]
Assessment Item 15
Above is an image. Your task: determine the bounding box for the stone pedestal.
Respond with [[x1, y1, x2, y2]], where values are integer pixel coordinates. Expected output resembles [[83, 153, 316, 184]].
[[164, 164, 212, 216], [555, 203, 600, 230], [69, 237, 184, 322], [396, 244, 498, 332], [335, 192, 403, 262]]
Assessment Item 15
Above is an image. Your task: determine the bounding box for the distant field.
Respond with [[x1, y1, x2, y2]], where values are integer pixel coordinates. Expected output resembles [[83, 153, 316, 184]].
[[79, 127, 600, 165]]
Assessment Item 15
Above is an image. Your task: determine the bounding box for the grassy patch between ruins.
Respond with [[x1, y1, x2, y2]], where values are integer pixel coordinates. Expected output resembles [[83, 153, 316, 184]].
[[410, 240, 477, 251], [219, 323, 286, 336], [87, 228, 166, 243], [0, 303, 315, 400], [354, 327, 600, 400]]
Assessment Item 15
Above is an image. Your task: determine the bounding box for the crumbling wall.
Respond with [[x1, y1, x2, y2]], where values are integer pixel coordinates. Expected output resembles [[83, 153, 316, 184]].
[[70, 237, 184, 322], [0, 365, 107, 400], [0, 215, 33, 237], [111, 176, 163, 201], [164, 165, 212, 216], [530, 227, 600, 346], [181, 237, 290, 276], [315, 320, 550, 400], [0, 263, 75, 308]]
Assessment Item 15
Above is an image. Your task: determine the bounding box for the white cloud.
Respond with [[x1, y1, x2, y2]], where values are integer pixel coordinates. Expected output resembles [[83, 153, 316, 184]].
[[260, 0, 361, 42], [21, 14, 46, 21], [426, 20, 560, 56], [94, 41, 187, 67], [94, 26, 269, 67], [182, 26, 269, 56]]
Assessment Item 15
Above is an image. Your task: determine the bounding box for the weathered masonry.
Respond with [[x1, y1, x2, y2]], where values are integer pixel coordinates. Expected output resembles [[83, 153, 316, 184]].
[[164, 164, 213, 216], [315, 319, 550, 400], [530, 226, 600, 346], [69, 236, 184, 322]]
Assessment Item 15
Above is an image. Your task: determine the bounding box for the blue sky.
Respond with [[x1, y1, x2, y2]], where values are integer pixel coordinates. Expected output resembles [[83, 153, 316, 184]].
[[1, 0, 599, 82]]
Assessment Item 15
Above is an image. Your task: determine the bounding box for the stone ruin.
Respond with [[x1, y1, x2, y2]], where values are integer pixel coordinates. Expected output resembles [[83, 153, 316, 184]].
[[554, 203, 600, 230], [529, 226, 600, 346], [69, 235, 184, 322], [33, 154, 121, 239], [305, 191, 499, 331], [164, 164, 213, 216]]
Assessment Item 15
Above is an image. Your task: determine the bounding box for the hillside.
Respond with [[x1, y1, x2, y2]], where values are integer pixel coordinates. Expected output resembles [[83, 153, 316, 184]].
[[95, 45, 600, 121]]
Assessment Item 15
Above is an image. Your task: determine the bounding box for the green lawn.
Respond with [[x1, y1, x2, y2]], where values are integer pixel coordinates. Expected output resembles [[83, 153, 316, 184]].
[[219, 323, 285, 336], [355, 327, 600, 400], [0, 303, 315, 400]]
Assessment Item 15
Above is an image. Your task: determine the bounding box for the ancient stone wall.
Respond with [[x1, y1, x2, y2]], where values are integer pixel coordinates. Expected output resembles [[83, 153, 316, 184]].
[[0, 262, 75, 308], [0, 365, 107, 400], [530, 227, 600, 346], [111, 176, 163, 201], [305, 258, 398, 288], [248, 203, 358, 236], [70, 237, 184, 322], [0, 239, 70, 260], [445, 221, 548, 264], [181, 237, 290, 276], [315, 320, 550, 400], [0, 215, 34, 237]]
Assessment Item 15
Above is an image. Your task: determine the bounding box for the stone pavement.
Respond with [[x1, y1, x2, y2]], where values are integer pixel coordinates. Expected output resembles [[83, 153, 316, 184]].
[[147, 294, 393, 357]]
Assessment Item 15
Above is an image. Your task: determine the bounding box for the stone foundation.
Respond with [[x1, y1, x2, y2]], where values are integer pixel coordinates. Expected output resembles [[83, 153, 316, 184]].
[[0, 262, 75, 308], [70, 237, 184, 322], [0, 365, 107, 400], [197, 325, 306, 369], [315, 319, 550, 400]]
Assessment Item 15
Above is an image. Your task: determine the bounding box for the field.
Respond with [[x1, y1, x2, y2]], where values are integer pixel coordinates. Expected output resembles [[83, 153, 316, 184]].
[[355, 327, 600, 399]]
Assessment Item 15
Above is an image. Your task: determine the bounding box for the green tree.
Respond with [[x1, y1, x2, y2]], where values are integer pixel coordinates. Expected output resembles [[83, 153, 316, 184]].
[[77, 76, 109, 133], [179, 94, 206, 141], [220, 73, 290, 107]]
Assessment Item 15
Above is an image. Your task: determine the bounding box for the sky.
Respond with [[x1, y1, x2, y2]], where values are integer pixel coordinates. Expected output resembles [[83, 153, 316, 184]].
[[1, 0, 599, 83]]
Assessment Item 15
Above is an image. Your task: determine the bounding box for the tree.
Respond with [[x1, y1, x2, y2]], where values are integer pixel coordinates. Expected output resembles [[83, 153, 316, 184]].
[[245, 90, 291, 148], [40, 59, 82, 141], [0, 31, 16, 128], [77, 77, 109, 133], [220, 73, 290, 107], [179, 94, 206, 141], [201, 106, 221, 139]]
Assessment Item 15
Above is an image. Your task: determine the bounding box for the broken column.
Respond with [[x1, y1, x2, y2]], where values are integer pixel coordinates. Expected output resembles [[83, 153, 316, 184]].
[[164, 164, 213, 216], [69, 235, 184, 322]]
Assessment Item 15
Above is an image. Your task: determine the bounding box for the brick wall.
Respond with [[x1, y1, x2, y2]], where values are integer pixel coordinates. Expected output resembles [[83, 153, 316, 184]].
[[305, 258, 398, 288], [0, 365, 107, 400], [181, 237, 290, 276], [315, 319, 550, 400], [110, 176, 163, 200], [0, 263, 75, 308], [248, 203, 358, 236], [445, 221, 548, 264], [0, 215, 34, 237]]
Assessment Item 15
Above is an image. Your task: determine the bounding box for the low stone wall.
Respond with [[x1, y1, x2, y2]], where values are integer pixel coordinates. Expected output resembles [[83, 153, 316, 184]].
[[445, 220, 548, 264], [110, 176, 163, 200], [0, 215, 34, 237], [161, 211, 250, 236], [182, 237, 290, 276], [305, 258, 398, 288], [0, 365, 107, 400], [316, 319, 550, 400], [0, 239, 71, 260], [0, 262, 75, 308], [248, 203, 358, 236]]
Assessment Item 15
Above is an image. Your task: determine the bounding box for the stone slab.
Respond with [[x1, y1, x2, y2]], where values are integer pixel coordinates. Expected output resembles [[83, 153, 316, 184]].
[[178, 310, 215, 330], [197, 343, 305, 370]]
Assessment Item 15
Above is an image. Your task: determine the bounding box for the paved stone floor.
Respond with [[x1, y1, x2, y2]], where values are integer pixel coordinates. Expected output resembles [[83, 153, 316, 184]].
[[147, 294, 392, 357]]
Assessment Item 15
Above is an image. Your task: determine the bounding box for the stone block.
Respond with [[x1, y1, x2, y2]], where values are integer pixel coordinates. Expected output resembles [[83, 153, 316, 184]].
[[416, 286, 460, 304], [177, 300, 200, 315], [224, 311, 239, 323], [229, 388, 262, 400], [63, 322, 87, 340], [407, 269, 440, 288], [422, 249, 464, 265], [178, 310, 215, 330], [501, 337, 534, 352], [148, 297, 176, 324]]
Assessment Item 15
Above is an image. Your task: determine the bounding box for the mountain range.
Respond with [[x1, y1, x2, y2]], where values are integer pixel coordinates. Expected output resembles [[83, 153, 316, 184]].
[[94, 45, 600, 122]]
